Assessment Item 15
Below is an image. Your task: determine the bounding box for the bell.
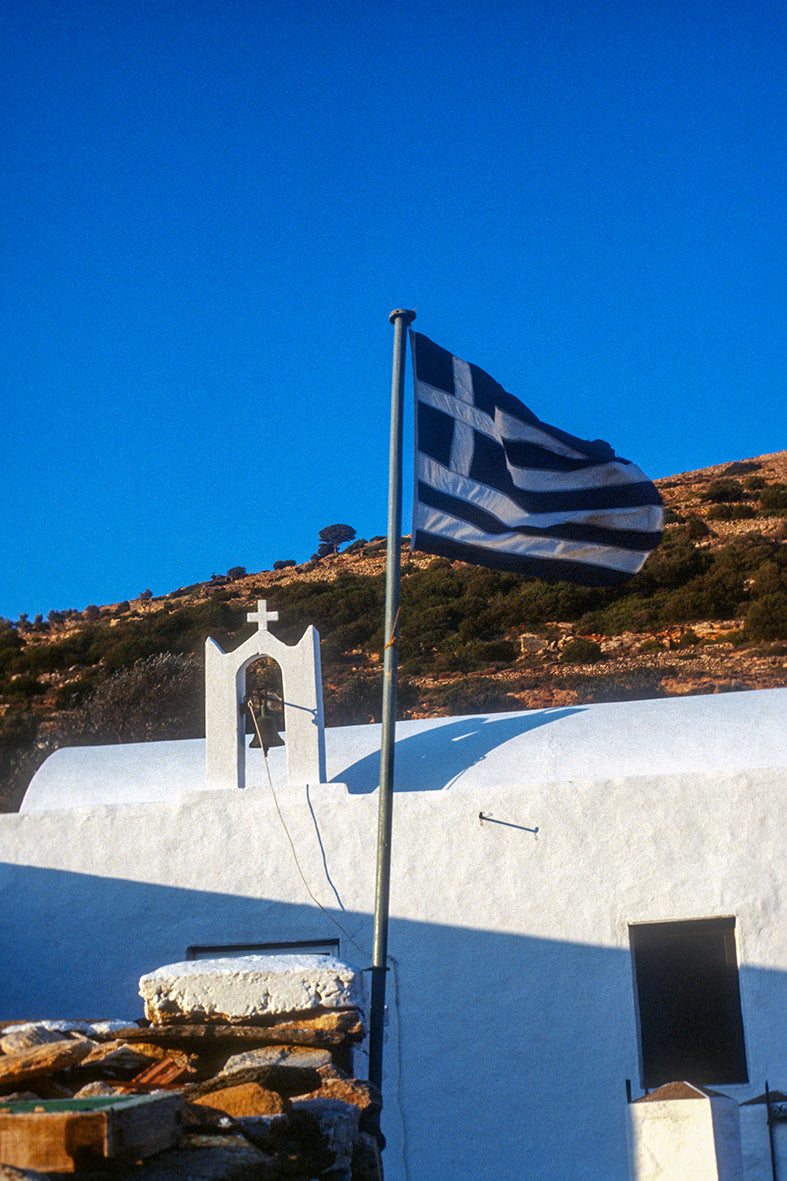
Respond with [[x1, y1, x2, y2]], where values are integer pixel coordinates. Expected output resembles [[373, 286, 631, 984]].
[[250, 715, 285, 751]]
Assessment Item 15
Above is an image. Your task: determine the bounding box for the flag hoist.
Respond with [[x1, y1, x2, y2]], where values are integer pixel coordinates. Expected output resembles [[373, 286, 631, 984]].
[[368, 309, 415, 1099], [367, 310, 663, 1124]]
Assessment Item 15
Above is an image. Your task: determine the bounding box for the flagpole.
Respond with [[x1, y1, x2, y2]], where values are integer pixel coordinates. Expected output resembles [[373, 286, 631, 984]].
[[369, 307, 416, 1097]]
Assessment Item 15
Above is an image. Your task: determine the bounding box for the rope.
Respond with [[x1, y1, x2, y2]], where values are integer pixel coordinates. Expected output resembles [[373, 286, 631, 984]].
[[246, 702, 408, 1164], [383, 605, 401, 650], [388, 954, 410, 1180], [246, 702, 368, 959]]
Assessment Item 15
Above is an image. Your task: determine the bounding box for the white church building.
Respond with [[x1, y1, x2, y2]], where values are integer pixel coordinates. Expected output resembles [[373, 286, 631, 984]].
[[2, 601, 787, 1180]]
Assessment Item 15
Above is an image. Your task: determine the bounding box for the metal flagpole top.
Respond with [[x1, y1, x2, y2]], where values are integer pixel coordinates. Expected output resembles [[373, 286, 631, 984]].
[[388, 308, 416, 324], [367, 305, 416, 1105]]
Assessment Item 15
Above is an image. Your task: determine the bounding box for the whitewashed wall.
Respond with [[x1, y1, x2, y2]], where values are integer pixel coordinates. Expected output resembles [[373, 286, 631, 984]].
[[2, 691, 787, 1181]]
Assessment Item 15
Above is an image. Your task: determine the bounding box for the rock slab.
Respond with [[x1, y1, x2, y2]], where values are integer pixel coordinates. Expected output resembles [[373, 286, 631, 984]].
[[193, 1083, 288, 1118], [139, 955, 363, 1024], [220, 1045, 333, 1074]]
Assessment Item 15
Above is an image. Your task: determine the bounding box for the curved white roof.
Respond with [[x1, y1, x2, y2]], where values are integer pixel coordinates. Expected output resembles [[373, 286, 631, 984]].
[[20, 687, 787, 813]]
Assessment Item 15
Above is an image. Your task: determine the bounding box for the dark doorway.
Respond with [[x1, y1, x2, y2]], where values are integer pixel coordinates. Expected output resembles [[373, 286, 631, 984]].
[[630, 917, 748, 1088]]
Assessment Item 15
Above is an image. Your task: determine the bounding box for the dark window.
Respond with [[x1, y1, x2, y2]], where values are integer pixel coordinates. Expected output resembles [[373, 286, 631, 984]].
[[186, 938, 340, 961], [630, 917, 748, 1088]]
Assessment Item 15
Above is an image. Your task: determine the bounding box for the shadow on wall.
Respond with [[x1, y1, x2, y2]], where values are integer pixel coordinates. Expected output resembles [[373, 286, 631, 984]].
[[0, 862, 782, 1181], [337, 707, 585, 794]]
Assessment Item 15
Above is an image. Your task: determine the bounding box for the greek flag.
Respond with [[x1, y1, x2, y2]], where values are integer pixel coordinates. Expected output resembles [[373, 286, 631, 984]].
[[411, 332, 664, 586]]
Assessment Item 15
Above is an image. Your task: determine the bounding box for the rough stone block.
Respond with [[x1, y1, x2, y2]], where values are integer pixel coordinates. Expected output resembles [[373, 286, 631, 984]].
[[109, 1133, 280, 1181], [0, 1038, 95, 1089], [79, 1041, 157, 1076], [307, 1077, 381, 1117], [187, 1064, 322, 1100], [0, 1020, 134, 1043], [193, 1083, 288, 1118], [291, 1097, 360, 1175], [0, 1027, 71, 1055], [74, 1082, 118, 1099], [139, 955, 363, 1024], [220, 1046, 333, 1074]]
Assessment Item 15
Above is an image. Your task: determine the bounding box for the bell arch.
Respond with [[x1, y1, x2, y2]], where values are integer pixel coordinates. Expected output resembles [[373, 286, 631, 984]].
[[205, 600, 326, 790], [243, 656, 285, 750]]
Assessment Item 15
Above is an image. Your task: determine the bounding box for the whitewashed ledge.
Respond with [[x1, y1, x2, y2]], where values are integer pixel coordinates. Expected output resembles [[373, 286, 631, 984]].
[[138, 955, 363, 1024]]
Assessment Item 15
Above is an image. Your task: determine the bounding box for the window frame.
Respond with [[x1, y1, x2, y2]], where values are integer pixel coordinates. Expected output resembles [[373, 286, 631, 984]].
[[186, 938, 341, 961], [629, 916, 748, 1089]]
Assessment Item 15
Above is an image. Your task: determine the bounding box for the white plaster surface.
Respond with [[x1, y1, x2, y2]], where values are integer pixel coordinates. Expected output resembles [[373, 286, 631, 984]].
[[205, 603, 325, 791], [139, 955, 362, 1022], [20, 686, 787, 811], [0, 1019, 134, 1038], [739, 1102, 787, 1181], [627, 1094, 744, 1181], [4, 687, 787, 1181]]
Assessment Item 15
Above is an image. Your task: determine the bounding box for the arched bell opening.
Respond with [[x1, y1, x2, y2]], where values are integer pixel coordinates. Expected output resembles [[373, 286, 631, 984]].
[[205, 601, 326, 791], [243, 657, 285, 752]]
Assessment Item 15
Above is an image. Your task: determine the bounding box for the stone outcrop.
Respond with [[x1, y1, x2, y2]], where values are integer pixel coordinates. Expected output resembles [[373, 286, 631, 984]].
[[0, 956, 381, 1180]]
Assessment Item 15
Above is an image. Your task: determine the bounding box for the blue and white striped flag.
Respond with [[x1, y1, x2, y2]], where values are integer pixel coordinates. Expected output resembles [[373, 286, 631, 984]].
[[411, 332, 664, 586]]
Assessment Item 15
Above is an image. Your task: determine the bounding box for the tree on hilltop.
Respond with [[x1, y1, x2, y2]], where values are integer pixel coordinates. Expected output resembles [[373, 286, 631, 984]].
[[317, 524, 356, 556]]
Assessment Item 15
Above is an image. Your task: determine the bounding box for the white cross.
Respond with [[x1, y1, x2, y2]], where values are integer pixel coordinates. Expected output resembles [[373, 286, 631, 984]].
[[247, 599, 278, 631]]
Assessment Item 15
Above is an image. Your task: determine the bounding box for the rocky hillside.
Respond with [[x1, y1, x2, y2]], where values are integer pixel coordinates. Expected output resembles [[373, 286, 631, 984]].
[[2, 452, 786, 810]]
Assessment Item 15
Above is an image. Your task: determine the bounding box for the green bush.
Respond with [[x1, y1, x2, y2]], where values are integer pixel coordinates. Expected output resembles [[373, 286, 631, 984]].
[[673, 628, 699, 648], [69, 653, 204, 745], [685, 515, 711, 539], [651, 540, 776, 623], [723, 461, 760, 476], [320, 619, 381, 663], [449, 638, 518, 672], [706, 503, 756, 521], [323, 671, 417, 725], [54, 675, 100, 709], [18, 628, 99, 673], [631, 536, 710, 594], [559, 637, 603, 664], [5, 674, 46, 700], [745, 593, 787, 641], [566, 670, 668, 703], [703, 479, 745, 503], [0, 629, 24, 676], [427, 676, 521, 714], [759, 484, 787, 515], [748, 561, 786, 597], [100, 636, 164, 671], [0, 712, 46, 812]]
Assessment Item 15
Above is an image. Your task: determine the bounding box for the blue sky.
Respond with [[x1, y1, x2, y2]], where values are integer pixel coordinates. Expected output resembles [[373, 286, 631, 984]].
[[2, 0, 785, 621]]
